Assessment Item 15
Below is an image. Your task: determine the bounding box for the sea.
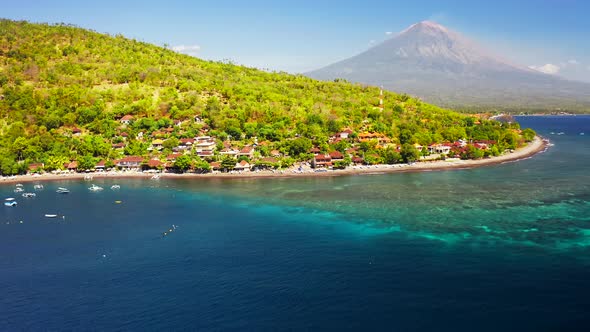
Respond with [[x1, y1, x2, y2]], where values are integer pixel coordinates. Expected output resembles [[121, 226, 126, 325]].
[[1, 116, 589, 331]]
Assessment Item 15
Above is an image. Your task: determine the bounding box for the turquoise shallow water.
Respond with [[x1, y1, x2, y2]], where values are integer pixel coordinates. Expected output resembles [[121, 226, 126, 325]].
[[1, 116, 589, 330]]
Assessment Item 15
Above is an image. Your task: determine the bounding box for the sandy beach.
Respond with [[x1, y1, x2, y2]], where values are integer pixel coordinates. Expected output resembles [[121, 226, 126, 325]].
[[0, 136, 548, 185]]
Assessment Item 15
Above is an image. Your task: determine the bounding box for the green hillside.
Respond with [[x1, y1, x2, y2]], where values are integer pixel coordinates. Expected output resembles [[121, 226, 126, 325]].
[[0, 19, 531, 175]]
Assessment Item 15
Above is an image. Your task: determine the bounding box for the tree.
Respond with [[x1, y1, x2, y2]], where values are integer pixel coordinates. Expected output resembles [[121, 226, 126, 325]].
[[401, 144, 420, 163], [77, 155, 96, 171], [220, 155, 236, 171], [173, 155, 192, 172], [382, 147, 402, 164], [163, 137, 180, 150], [521, 128, 536, 142], [285, 137, 312, 157]]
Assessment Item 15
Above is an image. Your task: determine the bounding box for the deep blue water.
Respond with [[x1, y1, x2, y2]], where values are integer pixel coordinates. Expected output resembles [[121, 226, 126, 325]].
[[1, 116, 589, 331]]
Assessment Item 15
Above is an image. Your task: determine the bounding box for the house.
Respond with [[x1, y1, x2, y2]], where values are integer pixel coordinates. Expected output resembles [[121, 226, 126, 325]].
[[166, 153, 183, 162], [112, 142, 126, 149], [313, 154, 332, 168], [194, 115, 203, 123], [116, 156, 144, 169], [179, 138, 195, 147], [72, 127, 82, 136], [174, 120, 183, 127], [151, 139, 164, 150], [352, 156, 364, 165], [120, 115, 133, 125], [329, 151, 344, 161], [428, 144, 452, 154], [195, 136, 216, 156], [28, 163, 44, 173], [239, 146, 255, 158], [309, 147, 321, 155], [270, 149, 281, 157], [95, 160, 106, 171], [234, 160, 251, 171], [146, 159, 164, 170], [67, 161, 78, 172], [339, 129, 353, 139], [209, 162, 221, 171], [219, 147, 239, 156], [197, 150, 214, 158]]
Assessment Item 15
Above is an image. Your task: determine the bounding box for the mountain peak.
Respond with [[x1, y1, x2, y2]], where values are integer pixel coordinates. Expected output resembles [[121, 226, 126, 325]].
[[399, 21, 449, 36]]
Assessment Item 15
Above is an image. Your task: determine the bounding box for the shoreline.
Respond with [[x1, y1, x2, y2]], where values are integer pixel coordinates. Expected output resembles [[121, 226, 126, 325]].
[[0, 136, 548, 185]]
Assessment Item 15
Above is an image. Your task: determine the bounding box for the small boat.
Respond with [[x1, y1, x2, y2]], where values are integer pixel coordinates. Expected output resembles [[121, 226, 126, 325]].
[[84, 174, 93, 181], [4, 199, 17, 207], [56, 187, 70, 194], [14, 187, 24, 193], [22, 193, 36, 198], [15, 183, 23, 187], [44, 214, 58, 218], [88, 184, 104, 191], [34, 184, 44, 190], [110, 184, 121, 190], [151, 174, 161, 180]]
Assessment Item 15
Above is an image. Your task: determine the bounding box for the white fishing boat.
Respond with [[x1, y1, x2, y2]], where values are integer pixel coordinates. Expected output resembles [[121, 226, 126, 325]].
[[44, 214, 58, 218], [15, 183, 23, 187], [110, 184, 121, 190], [34, 184, 44, 190], [88, 184, 104, 191], [4, 198, 17, 207], [56, 187, 70, 194], [22, 192, 36, 198], [14, 187, 24, 193], [151, 174, 161, 180], [84, 174, 93, 181]]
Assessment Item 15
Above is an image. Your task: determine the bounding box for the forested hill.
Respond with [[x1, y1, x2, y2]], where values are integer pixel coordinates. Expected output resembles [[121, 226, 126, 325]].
[[0, 19, 529, 175]]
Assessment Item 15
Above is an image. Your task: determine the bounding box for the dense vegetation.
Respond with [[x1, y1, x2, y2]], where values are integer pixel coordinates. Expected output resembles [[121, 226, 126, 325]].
[[0, 19, 533, 175]]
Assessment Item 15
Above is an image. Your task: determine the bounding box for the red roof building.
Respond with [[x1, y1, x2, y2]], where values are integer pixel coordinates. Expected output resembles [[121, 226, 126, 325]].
[[329, 151, 344, 160]]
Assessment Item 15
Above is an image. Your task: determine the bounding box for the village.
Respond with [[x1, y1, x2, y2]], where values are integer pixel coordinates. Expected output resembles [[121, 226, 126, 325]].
[[24, 112, 499, 175]]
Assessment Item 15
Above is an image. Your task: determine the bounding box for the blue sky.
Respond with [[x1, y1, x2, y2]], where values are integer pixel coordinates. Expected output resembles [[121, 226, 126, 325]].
[[4, 0, 590, 81]]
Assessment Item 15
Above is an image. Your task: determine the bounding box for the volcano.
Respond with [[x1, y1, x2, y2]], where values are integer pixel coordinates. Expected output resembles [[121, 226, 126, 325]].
[[308, 21, 590, 111]]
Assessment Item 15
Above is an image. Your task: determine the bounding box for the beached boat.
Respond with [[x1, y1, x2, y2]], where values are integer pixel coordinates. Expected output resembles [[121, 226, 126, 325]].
[[44, 214, 58, 218], [34, 184, 44, 190], [56, 187, 70, 194], [110, 184, 121, 190], [84, 174, 93, 181], [4, 198, 17, 207], [88, 184, 104, 191], [22, 192, 36, 198], [151, 174, 161, 180]]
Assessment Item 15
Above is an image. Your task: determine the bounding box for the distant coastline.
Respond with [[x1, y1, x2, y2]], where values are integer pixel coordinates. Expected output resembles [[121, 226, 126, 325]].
[[0, 137, 548, 185]]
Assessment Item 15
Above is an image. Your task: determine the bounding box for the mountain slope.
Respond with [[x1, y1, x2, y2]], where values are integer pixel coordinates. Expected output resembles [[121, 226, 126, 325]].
[[308, 21, 590, 112], [0, 19, 528, 175]]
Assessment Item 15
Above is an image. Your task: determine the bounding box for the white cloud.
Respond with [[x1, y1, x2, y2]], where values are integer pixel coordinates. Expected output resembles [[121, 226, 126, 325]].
[[568, 59, 579, 65], [529, 63, 560, 75], [171, 44, 201, 56], [385, 31, 393, 35]]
